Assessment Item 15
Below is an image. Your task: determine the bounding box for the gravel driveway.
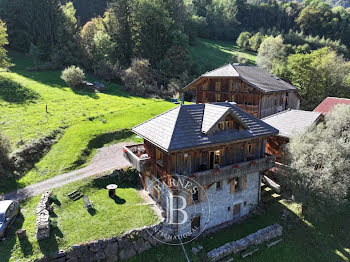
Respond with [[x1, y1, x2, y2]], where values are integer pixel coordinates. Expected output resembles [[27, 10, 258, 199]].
[[3, 142, 133, 200]]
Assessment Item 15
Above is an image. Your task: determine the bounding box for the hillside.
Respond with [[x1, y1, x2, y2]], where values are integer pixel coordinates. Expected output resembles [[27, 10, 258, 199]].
[[190, 38, 256, 73], [0, 39, 256, 194], [0, 52, 176, 193]]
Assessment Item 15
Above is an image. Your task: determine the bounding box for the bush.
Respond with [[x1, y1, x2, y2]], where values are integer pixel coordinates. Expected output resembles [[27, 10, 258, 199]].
[[249, 32, 265, 52], [0, 131, 11, 177], [122, 58, 157, 96], [229, 54, 249, 65], [236, 32, 252, 49], [61, 65, 85, 89]]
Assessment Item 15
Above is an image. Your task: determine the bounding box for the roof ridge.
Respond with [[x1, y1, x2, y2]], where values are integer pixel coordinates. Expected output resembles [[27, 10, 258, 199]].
[[132, 105, 180, 130], [166, 105, 186, 150]]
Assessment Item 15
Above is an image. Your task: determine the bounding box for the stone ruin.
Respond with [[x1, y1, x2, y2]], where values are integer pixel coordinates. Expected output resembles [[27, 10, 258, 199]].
[[207, 223, 283, 262], [35, 191, 53, 241]]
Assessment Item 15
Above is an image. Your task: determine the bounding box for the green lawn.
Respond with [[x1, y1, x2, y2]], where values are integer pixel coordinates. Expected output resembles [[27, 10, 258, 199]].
[[0, 172, 159, 262], [190, 38, 257, 73], [0, 51, 176, 193], [127, 187, 350, 262]]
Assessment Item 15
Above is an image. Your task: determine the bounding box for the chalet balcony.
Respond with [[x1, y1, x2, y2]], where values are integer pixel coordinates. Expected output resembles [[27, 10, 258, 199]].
[[186, 153, 275, 186], [123, 144, 151, 172]]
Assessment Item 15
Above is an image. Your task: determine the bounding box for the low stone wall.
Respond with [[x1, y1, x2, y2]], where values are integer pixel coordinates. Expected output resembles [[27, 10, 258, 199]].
[[35, 224, 169, 262], [207, 223, 283, 262], [36, 191, 53, 240]]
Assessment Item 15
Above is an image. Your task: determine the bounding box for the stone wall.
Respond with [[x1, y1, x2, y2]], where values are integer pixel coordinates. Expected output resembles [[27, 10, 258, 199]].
[[207, 223, 283, 262], [35, 224, 169, 262], [36, 191, 53, 240], [177, 171, 260, 236]]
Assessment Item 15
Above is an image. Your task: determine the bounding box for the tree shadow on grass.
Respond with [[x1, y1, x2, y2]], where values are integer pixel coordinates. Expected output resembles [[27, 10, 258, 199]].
[[261, 185, 350, 262], [38, 225, 63, 256], [0, 77, 40, 104], [0, 213, 28, 261], [71, 129, 134, 170], [71, 88, 99, 99]]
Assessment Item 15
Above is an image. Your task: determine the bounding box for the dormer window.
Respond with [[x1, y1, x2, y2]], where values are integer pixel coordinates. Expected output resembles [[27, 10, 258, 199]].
[[215, 82, 221, 91]]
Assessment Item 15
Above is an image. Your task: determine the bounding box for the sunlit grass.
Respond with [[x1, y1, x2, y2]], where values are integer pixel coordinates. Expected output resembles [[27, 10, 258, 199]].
[[0, 175, 158, 262]]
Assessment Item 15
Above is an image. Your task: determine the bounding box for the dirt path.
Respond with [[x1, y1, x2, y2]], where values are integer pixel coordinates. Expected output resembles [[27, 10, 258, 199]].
[[3, 142, 133, 200]]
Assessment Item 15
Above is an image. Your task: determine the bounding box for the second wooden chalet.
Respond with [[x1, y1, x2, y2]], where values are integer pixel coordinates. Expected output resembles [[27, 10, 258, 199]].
[[123, 102, 278, 236], [184, 64, 301, 118]]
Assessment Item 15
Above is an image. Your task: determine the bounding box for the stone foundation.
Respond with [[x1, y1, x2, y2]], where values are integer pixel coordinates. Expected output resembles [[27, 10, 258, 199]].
[[35, 191, 53, 240], [207, 223, 283, 262], [35, 224, 170, 262]]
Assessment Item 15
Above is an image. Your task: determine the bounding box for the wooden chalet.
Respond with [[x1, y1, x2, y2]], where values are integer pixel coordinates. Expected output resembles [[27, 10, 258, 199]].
[[262, 109, 323, 163], [184, 64, 301, 118], [123, 102, 278, 235]]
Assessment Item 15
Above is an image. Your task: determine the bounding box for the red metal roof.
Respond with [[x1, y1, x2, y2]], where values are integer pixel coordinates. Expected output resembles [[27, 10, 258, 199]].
[[313, 97, 350, 115]]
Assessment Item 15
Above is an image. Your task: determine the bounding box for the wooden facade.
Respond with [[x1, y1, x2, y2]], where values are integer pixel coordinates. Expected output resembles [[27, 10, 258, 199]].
[[265, 136, 289, 163], [139, 137, 266, 189], [191, 77, 300, 118]]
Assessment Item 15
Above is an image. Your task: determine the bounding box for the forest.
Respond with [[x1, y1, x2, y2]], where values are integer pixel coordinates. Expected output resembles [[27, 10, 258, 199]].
[[0, 0, 349, 107]]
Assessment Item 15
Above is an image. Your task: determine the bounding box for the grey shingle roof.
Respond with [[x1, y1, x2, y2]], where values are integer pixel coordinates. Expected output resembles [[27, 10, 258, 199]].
[[203, 64, 239, 77], [233, 65, 296, 93], [132, 102, 279, 152], [201, 104, 229, 134], [262, 109, 322, 138], [185, 64, 297, 93]]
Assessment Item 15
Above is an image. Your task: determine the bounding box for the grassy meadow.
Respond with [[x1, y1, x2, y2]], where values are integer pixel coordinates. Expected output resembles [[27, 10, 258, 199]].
[[0, 52, 176, 193], [0, 38, 255, 194], [0, 173, 158, 262], [190, 38, 257, 72]]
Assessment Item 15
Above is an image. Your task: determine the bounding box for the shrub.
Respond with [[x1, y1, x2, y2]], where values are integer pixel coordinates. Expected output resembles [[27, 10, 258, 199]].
[[229, 54, 249, 65], [61, 65, 85, 89], [122, 58, 157, 96], [0, 131, 11, 177], [249, 32, 265, 52], [236, 32, 252, 49]]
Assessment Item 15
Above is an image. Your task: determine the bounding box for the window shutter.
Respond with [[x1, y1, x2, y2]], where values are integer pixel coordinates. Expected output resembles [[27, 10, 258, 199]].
[[243, 175, 247, 190], [187, 190, 192, 206], [201, 188, 206, 201], [230, 180, 235, 194]]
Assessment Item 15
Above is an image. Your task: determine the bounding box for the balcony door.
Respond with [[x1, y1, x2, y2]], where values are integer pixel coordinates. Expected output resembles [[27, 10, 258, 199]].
[[209, 150, 221, 169]]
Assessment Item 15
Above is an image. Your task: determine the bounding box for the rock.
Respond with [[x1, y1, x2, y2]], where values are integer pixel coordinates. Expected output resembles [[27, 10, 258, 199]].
[[89, 241, 101, 253], [134, 238, 145, 253], [118, 246, 136, 260], [104, 242, 118, 258], [95, 249, 105, 261]]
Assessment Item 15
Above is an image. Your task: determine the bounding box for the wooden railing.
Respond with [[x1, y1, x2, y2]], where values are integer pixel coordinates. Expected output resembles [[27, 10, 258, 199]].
[[186, 153, 275, 186], [123, 144, 151, 172]]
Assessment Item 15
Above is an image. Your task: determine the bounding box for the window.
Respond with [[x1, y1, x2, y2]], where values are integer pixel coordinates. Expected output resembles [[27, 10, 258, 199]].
[[215, 82, 221, 91], [216, 93, 221, 102], [203, 91, 208, 102], [192, 189, 199, 202], [231, 94, 235, 102], [209, 150, 221, 169], [156, 149, 163, 166], [247, 143, 255, 160], [229, 80, 234, 91], [218, 122, 225, 130], [202, 83, 208, 90], [230, 177, 244, 194], [191, 216, 201, 232], [216, 181, 222, 190], [233, 203, 241, 218]]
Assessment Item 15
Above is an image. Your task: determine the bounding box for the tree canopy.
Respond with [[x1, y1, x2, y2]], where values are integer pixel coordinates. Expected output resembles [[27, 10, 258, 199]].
[[285, 104, 350, 211]]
